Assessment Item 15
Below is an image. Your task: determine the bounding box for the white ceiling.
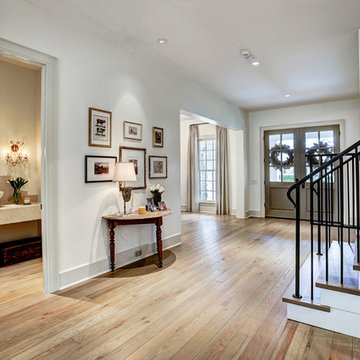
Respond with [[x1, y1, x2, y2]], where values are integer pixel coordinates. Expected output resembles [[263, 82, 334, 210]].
[[25, 0, 360, 110]]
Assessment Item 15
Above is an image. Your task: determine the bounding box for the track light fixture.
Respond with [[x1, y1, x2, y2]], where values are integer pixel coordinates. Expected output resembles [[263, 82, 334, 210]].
[[240, 49, 260, 66]]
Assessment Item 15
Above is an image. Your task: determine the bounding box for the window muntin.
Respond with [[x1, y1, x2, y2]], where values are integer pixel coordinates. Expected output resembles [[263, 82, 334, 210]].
[[199, 139, 216, 202]]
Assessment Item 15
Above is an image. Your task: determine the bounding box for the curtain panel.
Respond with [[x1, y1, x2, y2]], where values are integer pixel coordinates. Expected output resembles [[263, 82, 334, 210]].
[[187, 124, 199, 212], [216, 125, 230, 215]]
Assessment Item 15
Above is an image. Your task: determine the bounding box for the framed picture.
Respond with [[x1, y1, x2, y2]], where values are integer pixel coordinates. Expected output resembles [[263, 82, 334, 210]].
[[149, 156, 167, 179], [146, 198, 154, 211], [158, 201, 167, 211], [89, 107, 112, 148], [152, 127, 164, 147], [85, 155, 117, 183], [124, 121, 142, 141], [119, 146, 146, 189]]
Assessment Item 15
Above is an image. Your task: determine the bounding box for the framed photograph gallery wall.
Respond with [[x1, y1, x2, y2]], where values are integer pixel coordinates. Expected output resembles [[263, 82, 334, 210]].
[[119, 146, 147, 189], [85, 155, 117, 183], [89, 107, 112, 148]]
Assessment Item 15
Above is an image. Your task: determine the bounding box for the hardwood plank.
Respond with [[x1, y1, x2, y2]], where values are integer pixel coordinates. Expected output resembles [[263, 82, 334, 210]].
[[329, 332, 353, 360], [284, 323, 313, 359], [306, 327, 334, 360]]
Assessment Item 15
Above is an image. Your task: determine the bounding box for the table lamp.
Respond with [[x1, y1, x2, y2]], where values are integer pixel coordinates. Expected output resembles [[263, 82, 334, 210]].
[[113, 162, 137, 215]]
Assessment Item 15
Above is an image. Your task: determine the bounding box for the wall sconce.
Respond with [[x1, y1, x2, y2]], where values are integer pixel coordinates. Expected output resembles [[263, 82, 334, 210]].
[[5, 141, 29, 166]]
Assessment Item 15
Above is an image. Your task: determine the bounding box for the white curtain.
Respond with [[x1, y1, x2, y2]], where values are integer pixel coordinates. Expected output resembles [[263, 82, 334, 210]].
[[187, 124, 199, 212], [216, 126, 230, 215]]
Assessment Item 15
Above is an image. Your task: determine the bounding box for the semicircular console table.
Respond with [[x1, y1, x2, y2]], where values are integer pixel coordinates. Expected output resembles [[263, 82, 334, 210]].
[[102, 210, 172, 271]]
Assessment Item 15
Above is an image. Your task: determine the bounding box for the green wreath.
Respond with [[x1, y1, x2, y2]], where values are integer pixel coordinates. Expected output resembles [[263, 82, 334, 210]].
[[306, 141, 332, 166], [270, 144, 294, 170]]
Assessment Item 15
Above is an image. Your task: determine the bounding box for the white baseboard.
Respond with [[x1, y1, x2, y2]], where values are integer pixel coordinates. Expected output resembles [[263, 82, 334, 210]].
[[58, 233, 181, 290], [181, 204, 237, 216], [245, 210, 262, 218]]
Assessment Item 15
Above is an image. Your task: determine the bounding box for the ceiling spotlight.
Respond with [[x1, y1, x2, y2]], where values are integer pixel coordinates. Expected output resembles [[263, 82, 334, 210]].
[[240, 49, 260, 67], [284, 94, 291, 98], [157, 38, 168, 45]]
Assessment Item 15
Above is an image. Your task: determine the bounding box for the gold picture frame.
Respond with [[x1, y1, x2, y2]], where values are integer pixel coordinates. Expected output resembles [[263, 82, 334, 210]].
[[88, 107, 112, 148], [152, 126, 164, 147], [123, 121, 142, 141]]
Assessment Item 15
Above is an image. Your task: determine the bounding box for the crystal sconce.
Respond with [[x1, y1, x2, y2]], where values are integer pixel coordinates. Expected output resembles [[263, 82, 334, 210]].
[[5, 141, 29, 166]]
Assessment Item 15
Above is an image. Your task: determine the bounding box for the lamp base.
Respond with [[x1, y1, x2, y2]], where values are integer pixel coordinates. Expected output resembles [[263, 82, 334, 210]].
[[121, 187, 132, 215]]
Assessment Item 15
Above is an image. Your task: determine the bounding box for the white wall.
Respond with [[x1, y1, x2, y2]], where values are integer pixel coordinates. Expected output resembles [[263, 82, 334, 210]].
[[248, 98, 360, 216], [0, 0, 247, 289], [0, 59, 41, 199]]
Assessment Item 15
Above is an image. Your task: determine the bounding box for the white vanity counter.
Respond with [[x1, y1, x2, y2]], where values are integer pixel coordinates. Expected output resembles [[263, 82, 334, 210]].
[[0, 203, 41, 225]]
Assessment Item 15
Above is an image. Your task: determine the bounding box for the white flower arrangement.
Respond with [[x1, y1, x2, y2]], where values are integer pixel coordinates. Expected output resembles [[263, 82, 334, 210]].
[[149, 184, 165, 193]]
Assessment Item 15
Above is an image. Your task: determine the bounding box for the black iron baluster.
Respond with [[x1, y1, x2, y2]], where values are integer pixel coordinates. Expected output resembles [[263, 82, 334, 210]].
[[347, 160, 350, 244], [317, 157, 323, 255], [310, 176, 314, 301], [352, 155, 355, 229], [325, 163, 329, 282], [340, 157, 344, 285], [356, 147, 360, 264], [293, 180, 302, 299]]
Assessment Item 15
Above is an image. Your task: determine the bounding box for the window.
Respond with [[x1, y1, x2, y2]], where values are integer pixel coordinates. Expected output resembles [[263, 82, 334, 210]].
[[199, 139, 216, 202]]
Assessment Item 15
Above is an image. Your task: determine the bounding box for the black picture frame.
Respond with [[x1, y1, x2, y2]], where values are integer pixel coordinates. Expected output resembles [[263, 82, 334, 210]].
[[149, 155, 168, 179], [85, 155, 117, 183]]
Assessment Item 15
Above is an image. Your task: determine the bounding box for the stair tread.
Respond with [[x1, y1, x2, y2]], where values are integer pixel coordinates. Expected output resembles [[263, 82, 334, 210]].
[[282, 296, 330, 312], [315, 241, 360, 295]]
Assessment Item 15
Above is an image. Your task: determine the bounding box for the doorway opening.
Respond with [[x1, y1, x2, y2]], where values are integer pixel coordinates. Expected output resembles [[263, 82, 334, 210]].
[[180, 110, 244, 217], [0, 55, 42, 267], [0, 38, 58, 292], [0, 55, 43, 270], [264, 124, 340, 219]]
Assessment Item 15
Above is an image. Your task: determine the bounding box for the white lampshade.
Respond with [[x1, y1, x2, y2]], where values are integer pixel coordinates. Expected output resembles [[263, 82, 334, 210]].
[[113, 162, 137, 182]]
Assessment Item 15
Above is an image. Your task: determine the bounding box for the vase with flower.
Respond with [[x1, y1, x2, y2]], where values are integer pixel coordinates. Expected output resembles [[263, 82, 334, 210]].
[[8, 177, 28, 204], [149, 184, 165, 208]]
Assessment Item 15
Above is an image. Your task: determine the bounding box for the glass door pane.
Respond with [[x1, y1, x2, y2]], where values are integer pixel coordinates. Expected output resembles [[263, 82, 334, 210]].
[[269, 133, 294, 183]]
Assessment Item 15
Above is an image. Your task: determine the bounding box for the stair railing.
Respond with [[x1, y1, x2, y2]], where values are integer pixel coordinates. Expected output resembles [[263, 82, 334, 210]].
[[287, 140, 360, 300]]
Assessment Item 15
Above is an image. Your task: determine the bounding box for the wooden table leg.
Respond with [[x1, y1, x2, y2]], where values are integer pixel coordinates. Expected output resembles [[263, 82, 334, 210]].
[[155, 217, 163, 268], [108, 221, 116, 272]]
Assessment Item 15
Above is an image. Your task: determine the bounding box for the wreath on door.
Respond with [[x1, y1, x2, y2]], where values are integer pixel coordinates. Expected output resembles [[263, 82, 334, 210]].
[[306, 141, 332, 166], [270, 144, 294, 170]]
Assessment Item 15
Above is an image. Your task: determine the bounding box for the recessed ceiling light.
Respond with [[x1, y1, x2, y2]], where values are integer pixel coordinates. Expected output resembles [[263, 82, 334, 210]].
[[157, 38, 168, 45], [251, 60, 260, 66], [284, 94, 291, 98]]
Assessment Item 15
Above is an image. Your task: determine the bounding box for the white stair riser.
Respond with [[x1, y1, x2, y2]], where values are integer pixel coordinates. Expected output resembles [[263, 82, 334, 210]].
[[287, 303, 360, 338], [321, 288, 360, 314]]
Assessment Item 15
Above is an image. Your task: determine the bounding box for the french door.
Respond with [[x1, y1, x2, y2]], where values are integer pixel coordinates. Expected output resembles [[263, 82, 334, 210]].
[[264, 125, 339, 219]]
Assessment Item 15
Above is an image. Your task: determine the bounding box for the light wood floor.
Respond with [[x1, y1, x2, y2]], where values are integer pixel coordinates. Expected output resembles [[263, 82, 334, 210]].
[[0, 214, 359, 359]]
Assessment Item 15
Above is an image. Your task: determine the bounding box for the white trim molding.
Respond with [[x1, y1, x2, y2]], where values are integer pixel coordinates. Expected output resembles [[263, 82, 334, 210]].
[[0, 38, 59, 292], [59, 233, 181, 290]]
